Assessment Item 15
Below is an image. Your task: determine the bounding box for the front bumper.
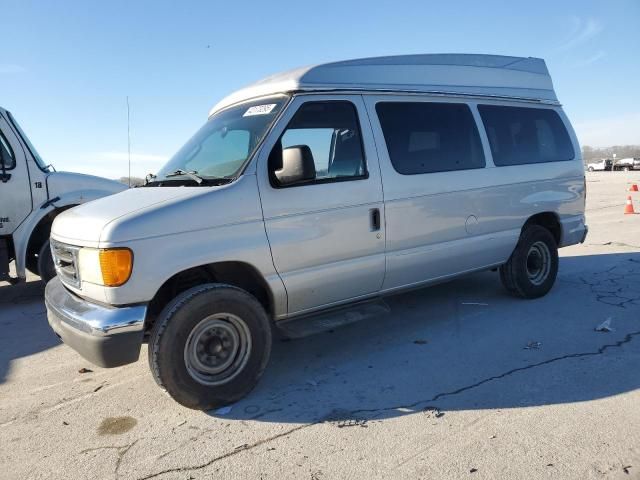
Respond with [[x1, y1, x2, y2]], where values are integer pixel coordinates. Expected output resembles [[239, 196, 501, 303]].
[[45, 277, 147, 367]]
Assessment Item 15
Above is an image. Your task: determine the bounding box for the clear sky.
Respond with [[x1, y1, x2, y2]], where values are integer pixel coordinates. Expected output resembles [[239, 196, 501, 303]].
[[2, 0, 639, 179]]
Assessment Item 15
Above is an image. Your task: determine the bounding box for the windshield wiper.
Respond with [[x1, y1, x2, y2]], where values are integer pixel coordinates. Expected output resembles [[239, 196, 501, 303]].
[[164, 169, 204, 184], [145, 170, 234, 187]]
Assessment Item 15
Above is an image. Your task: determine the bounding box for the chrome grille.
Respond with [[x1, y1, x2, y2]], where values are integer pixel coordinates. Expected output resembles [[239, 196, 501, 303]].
[[51, 240, 81, 288]]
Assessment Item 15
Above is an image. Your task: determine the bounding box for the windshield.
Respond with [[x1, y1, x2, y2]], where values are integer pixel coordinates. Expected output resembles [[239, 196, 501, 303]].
[[155, 96, 288, 184], [7, 111, 51, 172]]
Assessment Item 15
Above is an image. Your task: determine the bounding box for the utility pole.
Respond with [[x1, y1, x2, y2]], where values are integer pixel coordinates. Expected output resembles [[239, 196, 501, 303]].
[[126, 96, 131, 187]]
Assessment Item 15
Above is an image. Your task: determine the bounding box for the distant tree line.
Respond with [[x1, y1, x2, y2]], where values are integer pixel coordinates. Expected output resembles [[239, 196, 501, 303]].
[[116, 176, 145, 187], [115, 148, 640, 180], [582, 145, 640, 163]]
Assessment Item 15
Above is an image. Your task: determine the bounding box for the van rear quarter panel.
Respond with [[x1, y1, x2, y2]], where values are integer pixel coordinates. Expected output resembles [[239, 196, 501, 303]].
[[363, 95, 585, 290], [379, 162, 584, 289]]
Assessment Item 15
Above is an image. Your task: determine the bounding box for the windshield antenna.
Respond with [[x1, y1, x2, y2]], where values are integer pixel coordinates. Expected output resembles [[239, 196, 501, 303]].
[[126, 96, 131, 187]]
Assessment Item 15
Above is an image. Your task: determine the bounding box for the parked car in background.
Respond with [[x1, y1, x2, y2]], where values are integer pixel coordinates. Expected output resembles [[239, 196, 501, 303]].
[[45, 54, 587, 409], [613, 157, 640, 171], [586, 159, 613, 171], [0, 107, 127, 283]]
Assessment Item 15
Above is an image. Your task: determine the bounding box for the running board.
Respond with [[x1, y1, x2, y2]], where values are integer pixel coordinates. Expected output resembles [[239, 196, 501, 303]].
[[276, 299, 391, 338]]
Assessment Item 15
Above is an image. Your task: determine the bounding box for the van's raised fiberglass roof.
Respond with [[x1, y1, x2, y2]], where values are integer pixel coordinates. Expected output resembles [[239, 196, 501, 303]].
[[209, 54, 558, 115]]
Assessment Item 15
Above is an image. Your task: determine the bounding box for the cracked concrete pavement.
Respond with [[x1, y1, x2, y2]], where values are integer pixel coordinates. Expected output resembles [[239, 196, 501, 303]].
[[1, 172, 639, 479]]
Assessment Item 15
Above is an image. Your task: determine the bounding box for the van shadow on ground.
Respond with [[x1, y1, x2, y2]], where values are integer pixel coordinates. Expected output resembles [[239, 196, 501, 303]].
[[0, 279, 59, 384], [213, 251, 640, 424], [1, 253, 638, 421]]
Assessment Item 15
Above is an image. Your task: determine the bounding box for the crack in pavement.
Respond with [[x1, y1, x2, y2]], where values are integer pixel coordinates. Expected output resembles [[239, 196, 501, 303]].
[[2, 373, 146, 426], [154, 408, 288, 462], [585, 203, 626, 212], [80, 439, 138, 479], [349, 330, 640, 416], [137, 330, 640, 480], [114, 440, 139, 480], [138, 424, 311, 479], [578, 260, 640, 309], [587, 241, 640, 250]]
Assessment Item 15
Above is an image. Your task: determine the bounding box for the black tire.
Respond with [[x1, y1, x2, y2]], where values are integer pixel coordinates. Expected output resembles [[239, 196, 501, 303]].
[[37, 240, 56, 283], [588, 167, 594, 172], [499, 225, 558, 299], [26, 253, 38, 276], [148, 284, 272, 410]]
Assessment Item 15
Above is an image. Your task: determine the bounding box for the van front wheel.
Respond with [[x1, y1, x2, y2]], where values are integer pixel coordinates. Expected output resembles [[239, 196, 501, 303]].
[[148, 284, 272, 410], [499, 225, 558, 299]]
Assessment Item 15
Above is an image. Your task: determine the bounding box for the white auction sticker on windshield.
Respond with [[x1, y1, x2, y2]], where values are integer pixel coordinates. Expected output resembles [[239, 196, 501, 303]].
[[243, 104, 277, 117]]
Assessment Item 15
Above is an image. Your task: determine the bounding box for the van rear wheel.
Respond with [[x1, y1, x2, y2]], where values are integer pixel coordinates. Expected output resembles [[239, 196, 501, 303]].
[[499, 225, 558, 299], [148, 284, 272, 410]]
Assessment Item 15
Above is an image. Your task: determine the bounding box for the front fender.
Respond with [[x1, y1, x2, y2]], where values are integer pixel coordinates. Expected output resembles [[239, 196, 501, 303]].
[[99, 220, 288, 318]]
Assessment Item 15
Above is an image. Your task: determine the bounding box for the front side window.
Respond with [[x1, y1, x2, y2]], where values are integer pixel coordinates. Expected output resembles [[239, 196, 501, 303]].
[[478, 105, 574, 166], [0, 133, 15, 170], [376, 102, 485, 175], [154, 96, 288, 185], [6, 112, 48, 171], [269, 101, 366, 187]]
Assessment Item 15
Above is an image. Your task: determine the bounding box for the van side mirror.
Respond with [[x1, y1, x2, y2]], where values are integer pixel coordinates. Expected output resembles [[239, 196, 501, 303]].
[[274, 145, 316, 186]]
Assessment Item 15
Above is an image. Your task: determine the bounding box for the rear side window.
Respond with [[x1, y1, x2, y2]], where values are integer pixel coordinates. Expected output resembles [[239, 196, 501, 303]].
[[478, 105, 574, 166], [376, 102, 485, 175]]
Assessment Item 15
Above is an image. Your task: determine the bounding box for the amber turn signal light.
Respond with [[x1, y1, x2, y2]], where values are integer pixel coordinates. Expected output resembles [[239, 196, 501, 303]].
[[99, 248, 133, 287]]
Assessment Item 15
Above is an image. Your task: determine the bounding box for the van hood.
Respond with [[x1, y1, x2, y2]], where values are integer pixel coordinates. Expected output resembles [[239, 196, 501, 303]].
[[51, 175, 262, 246]]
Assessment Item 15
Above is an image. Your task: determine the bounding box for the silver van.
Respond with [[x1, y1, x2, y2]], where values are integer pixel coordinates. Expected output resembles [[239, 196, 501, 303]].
[[45, 54, 587, 409]]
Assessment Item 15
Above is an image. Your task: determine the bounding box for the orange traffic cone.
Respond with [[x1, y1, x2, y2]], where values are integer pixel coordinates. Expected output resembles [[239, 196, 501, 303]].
[[629, 184, 639, 192], [624, 196, 636, 214]]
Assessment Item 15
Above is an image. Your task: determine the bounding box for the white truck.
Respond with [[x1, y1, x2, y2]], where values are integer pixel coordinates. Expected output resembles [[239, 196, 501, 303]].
[[586, 159, 613, 171], [613, 158, 640, 171], [0, 106, 127, 283]]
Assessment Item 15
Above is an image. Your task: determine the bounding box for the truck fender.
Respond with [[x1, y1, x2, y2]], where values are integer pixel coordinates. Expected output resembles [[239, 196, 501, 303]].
[[12, 190, 116, 279]]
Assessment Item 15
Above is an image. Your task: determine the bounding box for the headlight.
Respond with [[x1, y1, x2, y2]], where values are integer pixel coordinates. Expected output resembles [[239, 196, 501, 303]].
[[78, 248, 133, 287]]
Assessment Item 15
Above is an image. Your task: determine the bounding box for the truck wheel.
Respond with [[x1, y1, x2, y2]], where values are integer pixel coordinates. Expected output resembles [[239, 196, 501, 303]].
[[588, 167, 594, 172], [623, 166, 630, 172], [37, 240, 56, 283], [148, 284, 272, 410], [499, 225, 558, 299]]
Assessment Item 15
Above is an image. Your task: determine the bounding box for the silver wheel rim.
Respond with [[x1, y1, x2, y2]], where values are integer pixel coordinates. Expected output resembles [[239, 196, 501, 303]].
[[526, 241, 551, 286], [184, 313, 252, 386]]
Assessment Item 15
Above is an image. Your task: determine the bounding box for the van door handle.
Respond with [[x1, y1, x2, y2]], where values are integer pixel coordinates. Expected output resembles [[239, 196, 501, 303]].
[[370, 208, 381, 231]]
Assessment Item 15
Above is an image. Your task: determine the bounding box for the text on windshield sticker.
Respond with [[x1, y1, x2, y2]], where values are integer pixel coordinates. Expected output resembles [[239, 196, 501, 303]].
[[243, 104, 277, 117]]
